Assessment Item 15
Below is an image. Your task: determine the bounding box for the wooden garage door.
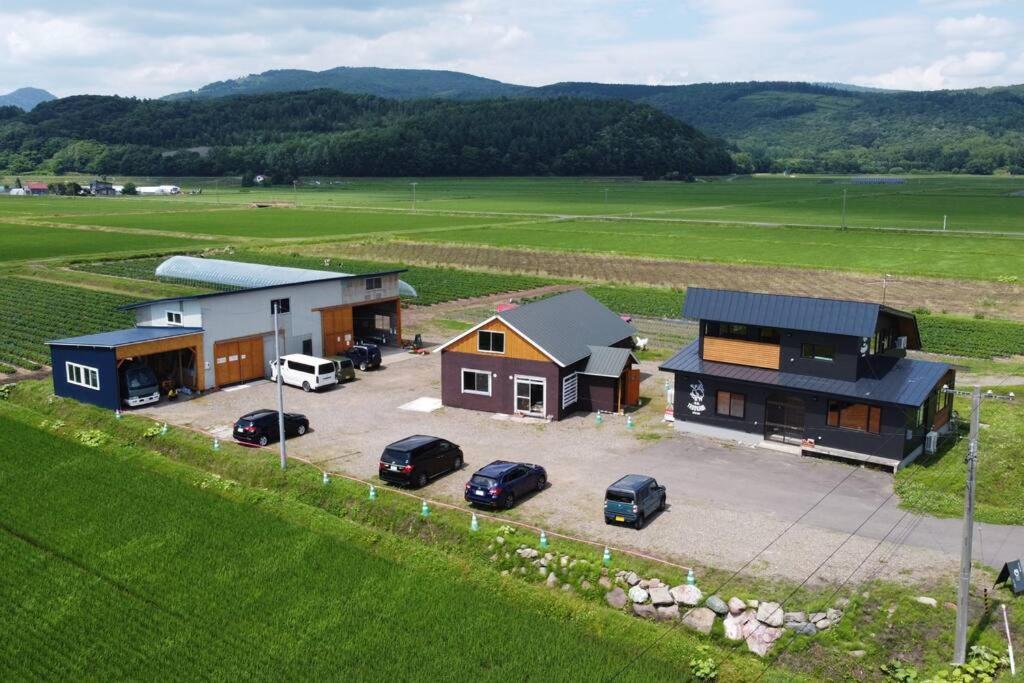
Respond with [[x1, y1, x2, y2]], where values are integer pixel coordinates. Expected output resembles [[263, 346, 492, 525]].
[[321, 306, 353, 356], [214, 336, 265, 387]]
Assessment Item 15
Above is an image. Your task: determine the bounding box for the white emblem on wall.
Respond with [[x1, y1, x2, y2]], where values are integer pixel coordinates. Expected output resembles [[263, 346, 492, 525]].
[[687, 380, 706, 414]]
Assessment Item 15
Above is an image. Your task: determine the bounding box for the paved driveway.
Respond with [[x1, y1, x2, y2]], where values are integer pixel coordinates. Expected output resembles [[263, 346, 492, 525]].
[[141, 351, 1024, 585]]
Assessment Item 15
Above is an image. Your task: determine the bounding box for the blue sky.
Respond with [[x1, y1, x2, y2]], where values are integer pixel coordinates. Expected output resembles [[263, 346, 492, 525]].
[[2, 0, 1023, 97]]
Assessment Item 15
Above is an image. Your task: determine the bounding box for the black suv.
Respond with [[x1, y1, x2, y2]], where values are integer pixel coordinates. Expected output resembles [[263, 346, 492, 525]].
[[344, 344, 382, 371], [604, 474, 667, 529], [233, 409, 309, 447], [379, 435, 463, 488]]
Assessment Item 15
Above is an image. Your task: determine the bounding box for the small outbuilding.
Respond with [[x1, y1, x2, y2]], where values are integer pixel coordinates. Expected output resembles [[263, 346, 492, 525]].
[[435, 290, 640, 420]]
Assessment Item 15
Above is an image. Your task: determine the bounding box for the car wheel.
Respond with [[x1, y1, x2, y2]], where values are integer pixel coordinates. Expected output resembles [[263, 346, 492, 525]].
[[258, 435, 269, 447], [536, 475, 546, 492], [359, 362, 368, 371], [416, 473, 428, 488], [302, 381, 312, 392], [296, 423, 307, 436], [659, 495, 667, 512], [634, 513, 645, 530], [452, 455, 463, 471], [503, 493, 515, 510], [604, 517, 613, 525]]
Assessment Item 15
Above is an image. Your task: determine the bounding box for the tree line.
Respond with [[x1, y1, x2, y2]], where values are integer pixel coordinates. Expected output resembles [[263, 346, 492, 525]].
[[0, 91, 735, 178]]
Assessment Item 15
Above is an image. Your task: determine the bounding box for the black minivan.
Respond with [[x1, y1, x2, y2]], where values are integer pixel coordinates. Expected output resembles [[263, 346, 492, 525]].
[[378, 435, 463, 488]]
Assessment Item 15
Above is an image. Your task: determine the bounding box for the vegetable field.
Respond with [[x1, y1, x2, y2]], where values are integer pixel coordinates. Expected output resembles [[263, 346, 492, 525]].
[[918, 315, 1024, 359], [0, 277, 133, 372], [584, 285, 685, 319]]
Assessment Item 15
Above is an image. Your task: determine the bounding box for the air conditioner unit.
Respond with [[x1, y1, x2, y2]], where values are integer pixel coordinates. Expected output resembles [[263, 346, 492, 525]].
[[924, 430, 939, 454], [895, 336, 908, 350]]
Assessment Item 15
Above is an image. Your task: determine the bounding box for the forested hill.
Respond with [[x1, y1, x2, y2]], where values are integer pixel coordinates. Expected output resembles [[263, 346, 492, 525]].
[[0, 90, 735, 177], [0, 87, 56, 111], [160, 66, 1024, 174], [164, 66, 526, 101], [531, 81, 1024, 174]]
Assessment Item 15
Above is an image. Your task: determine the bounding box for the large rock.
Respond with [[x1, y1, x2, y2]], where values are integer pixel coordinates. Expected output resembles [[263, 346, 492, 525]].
[[916, 596, 937, 607], [791, 622, 818, 637], [606, 587, 628, 609], [628, 586, 649, 604], [656, 604, 680, 622], [757, 601, 784, 627], [546, 572, 559, 589], [632, 603, 657, 620], [624, 571, 640, 587], [723, 611, 752, 641], [815, 618, 832, 630], [808, 612, 827, 623], [649, 585, 674, 606], [727, 597, 747, 615], [783, 611, 805, 624], [681, 607, 716, 635], [670, 584, 703, 606], [705, 595, 729, 616], [598, 576, 612, 589], [746, 626, 784, 657], [827, 608, 842, 622]]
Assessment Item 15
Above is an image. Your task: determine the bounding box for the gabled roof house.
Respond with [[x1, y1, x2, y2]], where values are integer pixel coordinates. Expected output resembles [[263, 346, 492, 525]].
[[435, 290, 640, 420], [660, 288, 955, 471]]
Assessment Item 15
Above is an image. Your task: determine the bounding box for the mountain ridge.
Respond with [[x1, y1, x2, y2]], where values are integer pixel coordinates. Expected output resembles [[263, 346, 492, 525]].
[[0, 87, 57, 111]]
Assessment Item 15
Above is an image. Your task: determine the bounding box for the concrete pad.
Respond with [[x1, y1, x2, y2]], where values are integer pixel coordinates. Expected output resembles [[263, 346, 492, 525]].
[[399, 397, 443, 413]]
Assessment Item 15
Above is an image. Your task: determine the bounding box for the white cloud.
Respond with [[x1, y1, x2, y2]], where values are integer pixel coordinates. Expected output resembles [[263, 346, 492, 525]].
[[857, 50, 1008, 89], [935, 13, 1014, 39]]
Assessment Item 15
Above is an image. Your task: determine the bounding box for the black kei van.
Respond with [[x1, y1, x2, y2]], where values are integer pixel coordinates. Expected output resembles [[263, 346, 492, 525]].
[[378, 435, 463, 488]]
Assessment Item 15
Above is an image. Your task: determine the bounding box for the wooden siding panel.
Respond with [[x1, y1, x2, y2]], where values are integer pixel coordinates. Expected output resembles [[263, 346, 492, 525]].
[[114, 333, 204, 361], [703, 337, 780, 370], [445, 319, 550, 362]]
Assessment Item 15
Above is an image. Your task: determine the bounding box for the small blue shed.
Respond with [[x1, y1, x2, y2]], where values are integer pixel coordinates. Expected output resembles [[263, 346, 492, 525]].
[[48, 327, 204, 410]]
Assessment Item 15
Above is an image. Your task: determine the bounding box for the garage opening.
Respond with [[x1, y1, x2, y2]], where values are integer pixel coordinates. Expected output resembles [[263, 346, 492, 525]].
[[353, 299, 402, 347], [113, 331, 205, 406]]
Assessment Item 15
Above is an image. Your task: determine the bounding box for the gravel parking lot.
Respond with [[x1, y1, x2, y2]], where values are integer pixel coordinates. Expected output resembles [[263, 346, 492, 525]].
[[141, 348, 1022, 586]]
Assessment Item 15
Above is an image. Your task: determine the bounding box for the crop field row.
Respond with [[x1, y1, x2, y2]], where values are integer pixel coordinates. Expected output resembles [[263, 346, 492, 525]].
[[918, 315, 1024, 359], [402, 221, 1024, 282], [0, 277, 134, 371], [40, 207, 523, 238]]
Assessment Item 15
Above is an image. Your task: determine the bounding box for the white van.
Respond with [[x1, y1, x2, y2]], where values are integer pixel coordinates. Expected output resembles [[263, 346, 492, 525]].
[[269, 354, 338, 392]]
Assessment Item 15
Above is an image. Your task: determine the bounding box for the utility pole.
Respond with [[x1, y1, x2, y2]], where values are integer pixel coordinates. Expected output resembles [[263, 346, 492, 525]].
[[943, 214, 948, 232], [841, 189, 847, 229], [273, 301, 287, 470], [604, 188, 609, 204], [410, 182, 418, 211], [946, 384, 1016, 664], [882, 274, 892, 305]]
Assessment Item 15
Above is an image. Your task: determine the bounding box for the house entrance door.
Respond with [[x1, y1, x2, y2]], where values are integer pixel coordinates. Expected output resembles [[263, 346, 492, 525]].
[[765, 394, 806, 444], [514, 376, 546, 417]]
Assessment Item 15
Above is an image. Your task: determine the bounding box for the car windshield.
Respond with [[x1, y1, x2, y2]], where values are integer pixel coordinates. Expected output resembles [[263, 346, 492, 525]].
[[318, 363, 334, 374], [126, 368, 156, 389], [606, 491, 634, 504], [470, 475, 497, 488], [380, 448, 410, 465]]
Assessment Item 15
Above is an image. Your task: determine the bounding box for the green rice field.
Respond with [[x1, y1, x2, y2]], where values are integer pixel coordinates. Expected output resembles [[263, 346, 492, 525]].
[[0, 223, 202, 262]]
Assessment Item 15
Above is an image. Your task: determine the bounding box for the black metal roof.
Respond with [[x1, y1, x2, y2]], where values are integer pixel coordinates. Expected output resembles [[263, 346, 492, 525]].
[[582, 346, 637, 378], [682, 287, 916, 340], [500, 290, 636, 366], [660, 341, 949, 407]]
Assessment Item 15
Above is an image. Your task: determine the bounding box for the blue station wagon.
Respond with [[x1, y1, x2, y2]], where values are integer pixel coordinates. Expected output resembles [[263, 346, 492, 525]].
[[464, 460, 547, 509]]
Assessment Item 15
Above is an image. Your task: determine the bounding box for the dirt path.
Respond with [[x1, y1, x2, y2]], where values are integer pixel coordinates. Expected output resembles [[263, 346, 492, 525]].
[[339, 241, 1024, 321]]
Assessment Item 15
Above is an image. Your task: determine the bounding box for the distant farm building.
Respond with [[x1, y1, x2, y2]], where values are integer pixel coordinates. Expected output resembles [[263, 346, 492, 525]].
[[89, 180, 117, 196], [850, 177, 906, 185], [24, 181, 48, 195]]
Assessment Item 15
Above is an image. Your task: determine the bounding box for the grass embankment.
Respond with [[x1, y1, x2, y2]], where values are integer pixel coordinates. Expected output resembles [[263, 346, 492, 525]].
[[3, 380, 1023, 681], [896, 389, 1024, 525]]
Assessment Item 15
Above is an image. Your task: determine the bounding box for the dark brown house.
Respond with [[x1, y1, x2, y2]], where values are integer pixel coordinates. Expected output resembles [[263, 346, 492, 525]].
[[436, 290, 640, 420], [660, 288, 956, 471]]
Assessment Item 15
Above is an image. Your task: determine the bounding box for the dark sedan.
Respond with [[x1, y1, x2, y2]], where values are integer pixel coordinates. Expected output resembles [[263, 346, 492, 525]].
[[233, 409, 309, 447], [464, 460, 547, 509]]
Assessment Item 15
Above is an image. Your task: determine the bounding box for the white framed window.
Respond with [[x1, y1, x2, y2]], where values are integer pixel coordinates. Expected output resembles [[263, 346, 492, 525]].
[[461, 369, 492, 396], [477, 330, 505, 353], [166, 310, 183, 326], [66, 361, 100, 390]]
